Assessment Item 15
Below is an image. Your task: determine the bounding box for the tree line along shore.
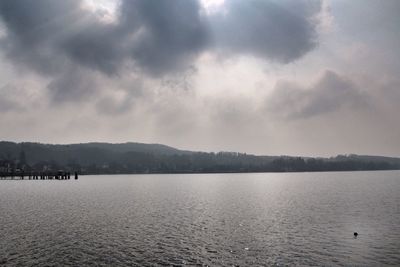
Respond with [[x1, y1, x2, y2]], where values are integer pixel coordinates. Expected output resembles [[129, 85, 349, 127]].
[[1, 141, 399, 175]]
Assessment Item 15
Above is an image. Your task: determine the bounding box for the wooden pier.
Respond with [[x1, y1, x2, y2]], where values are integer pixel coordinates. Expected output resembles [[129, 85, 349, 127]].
[[0, 171, 78, 180]]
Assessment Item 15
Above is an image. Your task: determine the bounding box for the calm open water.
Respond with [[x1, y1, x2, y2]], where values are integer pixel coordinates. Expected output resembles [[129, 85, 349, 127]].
[[1, 171, 400, 266]]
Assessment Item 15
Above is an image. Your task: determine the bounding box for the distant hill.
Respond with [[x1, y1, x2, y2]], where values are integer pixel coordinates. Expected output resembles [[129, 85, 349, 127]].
[[0, 141, 189, 165], [1, 141, 400, 174], [78, 142, 191, 155]]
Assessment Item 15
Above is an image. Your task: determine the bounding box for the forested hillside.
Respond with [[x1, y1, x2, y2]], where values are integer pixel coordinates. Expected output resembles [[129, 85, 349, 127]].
[[1, 141, 400, 174]]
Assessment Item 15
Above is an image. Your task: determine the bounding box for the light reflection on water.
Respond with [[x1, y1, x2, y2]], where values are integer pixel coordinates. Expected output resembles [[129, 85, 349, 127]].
[[1, 171, 400, 266]]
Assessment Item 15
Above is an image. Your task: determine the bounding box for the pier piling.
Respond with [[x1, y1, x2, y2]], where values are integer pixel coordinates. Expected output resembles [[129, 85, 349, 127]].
[[0, 170, 79, 181]]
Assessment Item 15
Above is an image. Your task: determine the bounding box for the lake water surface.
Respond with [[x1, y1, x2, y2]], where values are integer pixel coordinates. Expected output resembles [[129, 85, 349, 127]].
[[1, 171, 400, 266]]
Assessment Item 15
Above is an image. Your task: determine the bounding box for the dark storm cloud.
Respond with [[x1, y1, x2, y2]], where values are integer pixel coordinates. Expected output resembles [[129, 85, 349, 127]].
[[0, 0, 210, 77], [267, 70, 369, 119], [60, 22, 124, 75], [0, 0, 81, 74], [0, 0, 321, 75], [211, 0, 321, 63], [0, 0, 123, 75], [119, 0, 210, 76], [0, 0, 322, 102]]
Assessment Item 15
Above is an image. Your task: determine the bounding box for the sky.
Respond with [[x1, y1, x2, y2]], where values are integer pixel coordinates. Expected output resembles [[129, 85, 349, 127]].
[[0, 0, 399, 157]]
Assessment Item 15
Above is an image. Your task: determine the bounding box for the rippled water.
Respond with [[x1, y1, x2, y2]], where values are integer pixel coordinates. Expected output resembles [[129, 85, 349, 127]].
[[1, 171, 400, 266]]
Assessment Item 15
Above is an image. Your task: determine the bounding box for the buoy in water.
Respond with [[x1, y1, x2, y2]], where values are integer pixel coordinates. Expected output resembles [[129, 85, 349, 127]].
[[354, 232, 358, 237]]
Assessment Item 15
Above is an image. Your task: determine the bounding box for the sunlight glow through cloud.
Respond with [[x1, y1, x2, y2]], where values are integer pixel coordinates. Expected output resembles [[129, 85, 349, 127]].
[[82, 0, 119, 23], [201, 0, 225, 12]]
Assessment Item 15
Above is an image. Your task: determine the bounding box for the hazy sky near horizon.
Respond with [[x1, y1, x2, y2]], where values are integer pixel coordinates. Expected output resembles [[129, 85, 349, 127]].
[[0, 0, 399, 156]]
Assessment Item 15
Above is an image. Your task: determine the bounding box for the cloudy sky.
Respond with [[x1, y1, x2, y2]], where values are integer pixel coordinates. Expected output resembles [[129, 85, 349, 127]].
[[0, 0, 399, 157]]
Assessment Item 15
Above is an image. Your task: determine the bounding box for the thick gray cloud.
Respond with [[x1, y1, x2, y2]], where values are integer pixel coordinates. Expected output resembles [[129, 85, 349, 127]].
[[211, 0, 321, 63], [60, 22, 124, 75], [47, 67, 97, 103], [0, 85, 24, 112], [0, 0, 323, 105], [266, 70, 369, 119], [119, 0, 210, 76], [0, 0, 129, 77], [0, 0, 321, 77], [0, 0, 209, 77]]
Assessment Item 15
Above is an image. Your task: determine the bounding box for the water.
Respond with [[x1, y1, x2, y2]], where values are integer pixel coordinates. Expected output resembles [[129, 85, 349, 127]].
[[1, 171, 400, 266]]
